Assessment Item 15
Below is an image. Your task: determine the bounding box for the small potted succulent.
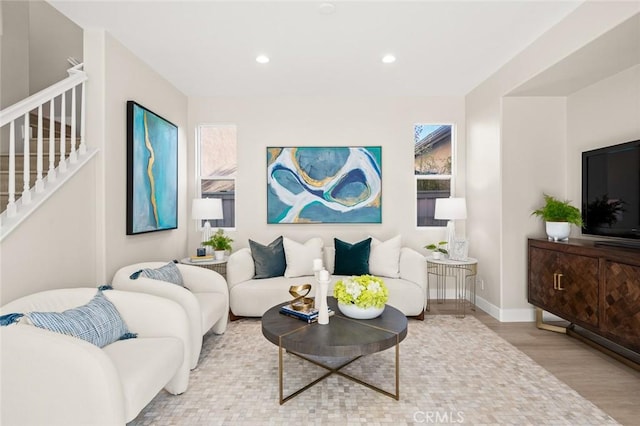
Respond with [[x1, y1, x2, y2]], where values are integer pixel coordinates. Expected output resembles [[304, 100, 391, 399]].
[[203, 229, 233, 260], [425, 241, 448, 259], [531, 194, 582, 241]]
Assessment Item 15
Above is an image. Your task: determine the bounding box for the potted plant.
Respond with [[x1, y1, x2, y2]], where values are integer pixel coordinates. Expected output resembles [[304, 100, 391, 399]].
[[333, 275, 389, 319], [203, 229, 233, 260], [531, 194, 582, 241], [425, 241, 448, 259]]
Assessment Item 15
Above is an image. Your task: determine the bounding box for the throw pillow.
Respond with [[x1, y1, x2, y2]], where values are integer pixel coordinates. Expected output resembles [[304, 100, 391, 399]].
[[282, 237, 324, 278], [1, 290, 136, 348], [334, 237, 372, 276], [368, 235, 402, 278], [130, 261, 184, 286], [249, 236, 287, 279]]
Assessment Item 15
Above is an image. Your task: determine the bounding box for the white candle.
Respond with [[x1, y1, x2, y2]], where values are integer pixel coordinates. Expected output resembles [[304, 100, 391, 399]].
[[319, 269, 329, 281], [313, 258, 323, 271]]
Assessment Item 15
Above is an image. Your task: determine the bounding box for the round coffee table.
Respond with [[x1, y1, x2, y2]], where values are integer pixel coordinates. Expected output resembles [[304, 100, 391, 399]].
[[262, 297, 408, 404]]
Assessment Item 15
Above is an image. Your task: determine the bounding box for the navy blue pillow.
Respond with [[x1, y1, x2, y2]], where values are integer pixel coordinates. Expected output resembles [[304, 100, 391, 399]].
[[334, 237, 372, 276], [249, 236, 287, 279]]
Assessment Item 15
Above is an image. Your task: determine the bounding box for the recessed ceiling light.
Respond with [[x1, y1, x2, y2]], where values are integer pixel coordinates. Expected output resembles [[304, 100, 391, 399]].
[[382, 54, 396, 64], [256, 55, 270, 64], [318, 3, 336, 15]]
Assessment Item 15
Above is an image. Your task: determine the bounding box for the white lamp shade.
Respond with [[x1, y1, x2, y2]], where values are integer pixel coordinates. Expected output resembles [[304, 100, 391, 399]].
[[191, 198, 223, 220], [434, 197, 467, 220]]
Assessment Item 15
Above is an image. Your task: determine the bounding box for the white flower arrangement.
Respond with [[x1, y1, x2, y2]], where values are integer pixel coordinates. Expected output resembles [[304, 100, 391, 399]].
[[333, 275, 389, 309]]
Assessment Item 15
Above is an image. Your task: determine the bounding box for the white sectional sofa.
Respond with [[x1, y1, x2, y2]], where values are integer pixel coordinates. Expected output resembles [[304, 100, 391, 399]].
[[227, 236, 427, 319]]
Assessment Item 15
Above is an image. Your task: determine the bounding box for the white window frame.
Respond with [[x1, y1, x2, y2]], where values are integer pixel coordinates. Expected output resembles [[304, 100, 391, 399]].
[[195, 124, 237, 230], [415, 123, 456, 228]]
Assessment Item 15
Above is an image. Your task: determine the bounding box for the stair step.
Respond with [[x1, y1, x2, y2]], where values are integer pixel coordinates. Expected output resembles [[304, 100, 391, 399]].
[[28, 137, 77, 151], [0, 153, 63, 171], [28, 113, 73, 137], [0, 170, 44, 193]]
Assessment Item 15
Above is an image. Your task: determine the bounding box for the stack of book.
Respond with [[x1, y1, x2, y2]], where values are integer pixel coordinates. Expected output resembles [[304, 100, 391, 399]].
[[190, 255, 213, 262], [279, 304, 334, 323]]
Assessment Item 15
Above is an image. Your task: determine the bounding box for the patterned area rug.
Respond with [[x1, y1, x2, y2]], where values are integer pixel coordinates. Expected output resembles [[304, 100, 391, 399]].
[[130, 316, 617, 425]]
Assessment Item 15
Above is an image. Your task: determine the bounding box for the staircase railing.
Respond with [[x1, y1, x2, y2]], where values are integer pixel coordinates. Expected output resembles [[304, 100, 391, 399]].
[[0, 63, 93, 240]]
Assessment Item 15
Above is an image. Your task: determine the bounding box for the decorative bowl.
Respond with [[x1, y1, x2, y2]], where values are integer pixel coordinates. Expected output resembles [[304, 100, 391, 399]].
[[337, 302, 385, 320]]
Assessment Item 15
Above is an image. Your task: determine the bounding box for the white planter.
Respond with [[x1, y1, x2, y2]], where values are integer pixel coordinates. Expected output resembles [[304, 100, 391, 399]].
[[337, 302, 385, 320], [432, 251, 442, 260], [546, 222, 570, 242], [214, 250, 226, 260]]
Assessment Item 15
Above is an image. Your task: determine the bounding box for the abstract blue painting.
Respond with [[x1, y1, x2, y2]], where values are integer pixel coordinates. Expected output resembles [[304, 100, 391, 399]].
[[267, 147, 382, 224], [126, 101, 178, 235]]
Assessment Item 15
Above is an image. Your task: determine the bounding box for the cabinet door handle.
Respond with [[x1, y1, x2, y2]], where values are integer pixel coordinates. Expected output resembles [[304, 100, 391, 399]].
[[556, 273, 565, 291], [553, 273, 558, 290]]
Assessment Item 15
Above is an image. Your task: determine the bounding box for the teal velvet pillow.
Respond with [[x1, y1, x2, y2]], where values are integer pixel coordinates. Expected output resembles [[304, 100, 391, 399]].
[[333, 237, 372, 276], [249, 236, 287, 279]]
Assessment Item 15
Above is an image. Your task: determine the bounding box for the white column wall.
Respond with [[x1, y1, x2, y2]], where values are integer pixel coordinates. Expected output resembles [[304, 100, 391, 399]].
[[101, 34, 189, 281], [501, 97, 566, 320]]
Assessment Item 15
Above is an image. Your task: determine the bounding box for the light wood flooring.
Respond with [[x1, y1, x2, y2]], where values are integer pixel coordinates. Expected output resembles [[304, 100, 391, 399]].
[[427, 301, 640, 425]]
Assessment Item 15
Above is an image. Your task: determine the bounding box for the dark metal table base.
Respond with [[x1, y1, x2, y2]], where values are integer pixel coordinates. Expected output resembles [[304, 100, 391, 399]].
[[278, 334, 400, 404]]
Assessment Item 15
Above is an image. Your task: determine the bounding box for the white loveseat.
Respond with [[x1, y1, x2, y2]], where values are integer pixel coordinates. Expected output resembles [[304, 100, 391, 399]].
[[0, 288, 191, 426], [227, 238, 427, 319]]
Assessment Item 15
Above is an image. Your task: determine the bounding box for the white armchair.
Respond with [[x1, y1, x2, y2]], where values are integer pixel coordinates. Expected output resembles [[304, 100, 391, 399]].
[[0, 288, 190, 426], [111, 262, 229, 369]]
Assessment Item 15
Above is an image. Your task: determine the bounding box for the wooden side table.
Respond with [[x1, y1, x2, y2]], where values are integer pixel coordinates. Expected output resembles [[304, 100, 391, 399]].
[[180, 257, 228, 278], [426, 256, 478, 318]]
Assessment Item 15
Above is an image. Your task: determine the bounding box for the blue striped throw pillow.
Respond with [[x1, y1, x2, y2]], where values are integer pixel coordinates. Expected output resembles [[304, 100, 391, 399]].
[[26, 290, 136, 348], [130, 261, 184, 286]]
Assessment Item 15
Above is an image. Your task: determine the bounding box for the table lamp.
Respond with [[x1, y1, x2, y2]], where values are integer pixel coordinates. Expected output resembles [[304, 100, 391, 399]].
[[192, 198, 224, 249], [434, 197, 467, 255]]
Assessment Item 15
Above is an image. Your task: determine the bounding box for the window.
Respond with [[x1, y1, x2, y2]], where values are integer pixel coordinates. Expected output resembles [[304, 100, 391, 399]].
[[415, 124, 453, 227], [197, 124, 237, 228]]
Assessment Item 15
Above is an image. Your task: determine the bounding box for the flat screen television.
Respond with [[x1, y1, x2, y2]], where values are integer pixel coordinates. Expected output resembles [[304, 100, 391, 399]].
[[582, 139, 640, 242]]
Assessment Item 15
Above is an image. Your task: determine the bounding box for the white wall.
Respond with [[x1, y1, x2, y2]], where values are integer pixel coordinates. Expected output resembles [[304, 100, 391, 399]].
[[466, 1, 639, 319], [567, 65, 640, 209], [100, 33, 189, 281], [0, 0, 29, 109], [501, 97, 566, 318], [187, 96, 465, 254], [28, 1, 82, 94], [0, 162, 98, 305]]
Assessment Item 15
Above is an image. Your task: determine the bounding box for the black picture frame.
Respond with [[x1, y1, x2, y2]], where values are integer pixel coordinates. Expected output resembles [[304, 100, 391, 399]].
[[126, 101, 178, 235]]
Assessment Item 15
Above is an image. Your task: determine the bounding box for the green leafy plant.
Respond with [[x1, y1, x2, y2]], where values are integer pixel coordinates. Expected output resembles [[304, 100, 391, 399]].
[[333, 275, 389, 309], [202, 229, 233, 251], [532, 194, 583, 226], [424, 241, 448, 254]]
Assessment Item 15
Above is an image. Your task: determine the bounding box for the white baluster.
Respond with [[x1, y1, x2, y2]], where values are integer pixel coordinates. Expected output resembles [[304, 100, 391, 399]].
[[22, 112, 31, 204], [59, 93, 67, 172], [47, 97, 57, 182], [69, 86, 77, 163], [7, 121, 17, 217], [35, 105, 44, 192], [79, 80, 86, 155]]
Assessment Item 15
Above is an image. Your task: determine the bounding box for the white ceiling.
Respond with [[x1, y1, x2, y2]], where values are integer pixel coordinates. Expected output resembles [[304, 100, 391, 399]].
[[49, 0, 583, 97]]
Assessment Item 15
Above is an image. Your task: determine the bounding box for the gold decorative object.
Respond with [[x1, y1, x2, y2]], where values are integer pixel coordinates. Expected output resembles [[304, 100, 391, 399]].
[[288, 284, 314, 312]]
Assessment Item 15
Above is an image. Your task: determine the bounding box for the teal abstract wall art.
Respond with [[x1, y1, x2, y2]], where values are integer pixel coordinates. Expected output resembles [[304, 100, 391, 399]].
[[267, 147, 382, 224], [126, 101, 178, 235]]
